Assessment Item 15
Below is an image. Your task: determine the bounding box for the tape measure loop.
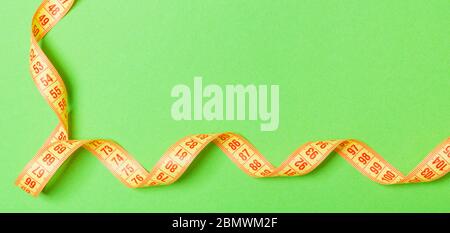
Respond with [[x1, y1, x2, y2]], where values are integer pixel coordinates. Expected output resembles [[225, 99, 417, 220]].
[[15, 0, 450, 197]]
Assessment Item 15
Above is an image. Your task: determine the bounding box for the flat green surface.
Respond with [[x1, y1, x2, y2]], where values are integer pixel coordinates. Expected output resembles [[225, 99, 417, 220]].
[[1, 0, 449, 212]]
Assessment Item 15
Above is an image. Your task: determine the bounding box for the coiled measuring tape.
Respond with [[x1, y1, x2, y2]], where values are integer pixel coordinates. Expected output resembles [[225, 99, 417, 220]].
[[16, 0, 450, 197]]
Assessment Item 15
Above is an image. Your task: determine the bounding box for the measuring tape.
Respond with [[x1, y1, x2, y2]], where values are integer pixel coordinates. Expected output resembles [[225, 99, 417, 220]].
[[16, 0, 450, 197]]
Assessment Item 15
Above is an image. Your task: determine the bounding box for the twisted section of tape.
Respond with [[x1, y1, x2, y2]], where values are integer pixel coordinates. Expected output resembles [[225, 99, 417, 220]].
[[16, 0, 450, 197]]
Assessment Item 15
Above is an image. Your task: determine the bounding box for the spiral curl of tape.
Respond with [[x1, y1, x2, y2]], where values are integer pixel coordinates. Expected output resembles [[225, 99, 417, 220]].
[[16, 0, 450, 197]]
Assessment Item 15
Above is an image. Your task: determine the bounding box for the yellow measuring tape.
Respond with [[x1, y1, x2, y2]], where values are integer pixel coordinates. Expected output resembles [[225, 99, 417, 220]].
[[16, 0, 450, 197]]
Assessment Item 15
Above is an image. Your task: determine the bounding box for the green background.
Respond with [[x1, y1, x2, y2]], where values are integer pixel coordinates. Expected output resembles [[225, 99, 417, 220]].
[[1, 0, 449, 212]]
